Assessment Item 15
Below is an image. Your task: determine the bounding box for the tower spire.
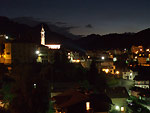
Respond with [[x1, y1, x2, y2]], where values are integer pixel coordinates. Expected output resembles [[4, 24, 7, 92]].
[[41, 25, 45, 45]]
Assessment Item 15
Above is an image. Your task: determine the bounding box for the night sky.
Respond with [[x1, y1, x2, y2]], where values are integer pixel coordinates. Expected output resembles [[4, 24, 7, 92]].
[[1, 0, 150, 36]]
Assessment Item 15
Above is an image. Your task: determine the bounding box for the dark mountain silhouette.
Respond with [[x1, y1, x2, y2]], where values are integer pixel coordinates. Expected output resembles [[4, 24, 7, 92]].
[[0, 16, 71, 44], [12, 17, 41, 27], [76, 29, 150, 50], [1, 16, 150, 51], [0, 16, 84, 52], [12, 17, 80, 40]]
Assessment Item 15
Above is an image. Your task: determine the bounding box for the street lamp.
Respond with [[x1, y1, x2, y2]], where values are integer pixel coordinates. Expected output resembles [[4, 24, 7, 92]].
[[35, 50, 40, 55], [115, 105, 120, 110], [5, 35, 8, 39], [101, 56, 105, 60]]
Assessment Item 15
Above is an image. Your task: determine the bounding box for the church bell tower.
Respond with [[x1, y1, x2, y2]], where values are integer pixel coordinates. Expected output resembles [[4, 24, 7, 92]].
[[41, 26, 45, 45]]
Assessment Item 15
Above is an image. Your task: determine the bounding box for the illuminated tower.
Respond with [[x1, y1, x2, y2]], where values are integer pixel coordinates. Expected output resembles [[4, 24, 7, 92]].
[[41, 26, 45, 45]]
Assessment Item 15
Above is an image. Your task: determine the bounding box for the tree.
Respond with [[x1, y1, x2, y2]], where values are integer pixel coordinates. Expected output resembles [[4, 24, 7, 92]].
[[87, 60, 98, 85], [0, 63, 8, 81], [86, 60, 107, 92], [8, 63, 50, 113]]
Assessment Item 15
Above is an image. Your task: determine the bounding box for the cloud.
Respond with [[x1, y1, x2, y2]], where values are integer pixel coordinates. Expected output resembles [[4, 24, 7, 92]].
[[47, 24, 80, 39], [55, 21, 67, 25], [13, 17, 80, 39], [59, 26, 79, 31], [85, 24, 93, 28]]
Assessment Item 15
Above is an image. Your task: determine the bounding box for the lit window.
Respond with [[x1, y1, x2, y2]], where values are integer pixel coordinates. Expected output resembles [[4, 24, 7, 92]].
[[138, 82, 140, 85], [135, 51, 138, 54], [72, 59, 80, 63], [46, 44, 61, 49], [146, 58, 150, 61], [105, 69, 109, 73], [86, 102, 90, 111], [146, 49, 150, 52], [116, 71, 120, 75], [0, 100, 4, 107], [68, 56, 71, 59], [121, 107, 125, 112]]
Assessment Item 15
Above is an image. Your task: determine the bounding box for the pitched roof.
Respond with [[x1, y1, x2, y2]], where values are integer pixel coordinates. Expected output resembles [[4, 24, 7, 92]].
[[52, 89, 112, 108], [52, 89, 88, 108], [105, 87, 129, 98]]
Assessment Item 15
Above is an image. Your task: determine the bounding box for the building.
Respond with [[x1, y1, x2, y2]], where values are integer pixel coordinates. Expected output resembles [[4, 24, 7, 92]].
[[52, 89, 112, 113], [86, 50, 109, 61], [0, 42, 37, 64], [35, 26, 62, 63], [67, 51, 84, 63], [122, 69, 138, 80], [134, 67, 150, 89], [36, 45, 49, 63], [131, 45, 144, 54], [40, 26, 61, 49], [109, 49, 122, 55], [100, 60, 116, 74], [105, 87, 129, 113], [130, 87, 150, 102], [138, 57, 148, 66], [134, 79, 150, 89]]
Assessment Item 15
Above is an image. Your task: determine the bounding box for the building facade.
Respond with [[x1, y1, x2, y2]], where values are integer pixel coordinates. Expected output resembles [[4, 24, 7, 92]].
[[1, 42, 37, 64]]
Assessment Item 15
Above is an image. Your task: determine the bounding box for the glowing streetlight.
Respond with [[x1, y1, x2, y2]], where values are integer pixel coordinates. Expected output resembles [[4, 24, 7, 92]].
[[113, 57, 117, 62], [34, 84, 36, 88], [101, 56, 105, 60], [5, 36, 8, 39], [115, 106, 120, 110], [35, 50, 40, 54]]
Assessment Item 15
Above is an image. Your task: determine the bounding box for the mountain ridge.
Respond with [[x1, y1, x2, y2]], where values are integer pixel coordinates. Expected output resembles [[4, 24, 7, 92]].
[[1, 16, 150, 50]]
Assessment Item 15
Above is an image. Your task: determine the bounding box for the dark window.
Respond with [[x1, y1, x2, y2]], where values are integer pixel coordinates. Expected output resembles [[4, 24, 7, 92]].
[[7, 52, 10, 55]]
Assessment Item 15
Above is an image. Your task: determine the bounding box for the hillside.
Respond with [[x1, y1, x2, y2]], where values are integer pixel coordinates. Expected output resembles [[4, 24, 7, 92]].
[[1, 16, 150, 51], [0, 16, 70, 44], [76, 29, 150, 50]]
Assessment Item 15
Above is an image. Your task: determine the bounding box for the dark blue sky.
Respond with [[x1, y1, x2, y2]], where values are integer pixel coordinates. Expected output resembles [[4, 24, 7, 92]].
[[1, 0, 150, 35]]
